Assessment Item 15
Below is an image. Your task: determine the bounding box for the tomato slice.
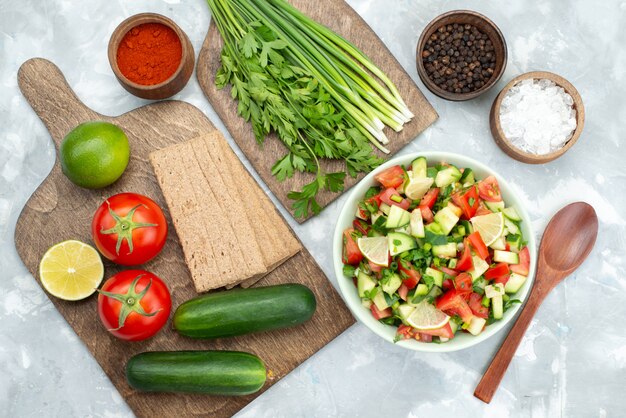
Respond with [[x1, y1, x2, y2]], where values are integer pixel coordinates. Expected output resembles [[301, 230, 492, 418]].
[[420, 206, 434, 224], [456, 241, 473, 271], [398, 283, 409, 301], [442, 278, 454, 291], [451, 186, 480, 219], [398, 260, 420, 289], [468, 292, 489, 319], [467, 231, 489, 259], [397, 324, 415, 339], [342, 228, 363, 266], [493, 275, 510, 285], [417, 322, 454, 339], [375, 165, 406, 189], [436, 290, 474, 323], [368, 260, 383, 274], [353, 219, 370, 236], [453, 272, 473, 294], [484, 262, 510, 280], [439, 266, 459, 277], [419, 188, 440, 209], [510, 247, 530, 276], [417, 332, 433, 342], [379, 187, 410, 210], [478, 175, 502, 202], [370, 304, 392, 320]]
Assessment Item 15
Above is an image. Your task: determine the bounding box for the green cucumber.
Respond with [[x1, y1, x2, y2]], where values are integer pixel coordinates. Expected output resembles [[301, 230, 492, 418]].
[[434, 206, 460, 235], [468, 255, 489, 281], [379, 203, 391, 215], [448, 258, 458, 269], [467, 317, 486, 335], [372, 287, 389, 310], [357, 271, 377, 298], [484, 201, 505, 212], [460, 168, 475, 184], [414, 283, 429, 296], [409, 209, 425, 238], [493, 250, 520, 264], [504, 218, 520, 235], [435, 165, 462, 187], [174, 284, 316, 339], [432, 242, 457, 258], [388, 232, 417, 256], [506, 234, 522, 252], [505, 273, 528, 294], [411, 157, 428, 178], [492, 295, 504, 319], [386, 205, 410, 228], [382, 273, 403, 295], [503, 207, 522, 221], [425, 221, 444, 236], [397, 304, 416, 322], [126, 351, 266, 395], [424, 267, 444, 287]]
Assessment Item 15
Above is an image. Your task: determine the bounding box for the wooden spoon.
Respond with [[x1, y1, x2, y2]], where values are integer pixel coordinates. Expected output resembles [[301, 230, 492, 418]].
[[474, 202, 598, 403]]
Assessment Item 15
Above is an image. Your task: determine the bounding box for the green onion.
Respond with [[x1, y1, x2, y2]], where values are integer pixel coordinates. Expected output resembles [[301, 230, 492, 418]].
[[390, 194, 403, 203]]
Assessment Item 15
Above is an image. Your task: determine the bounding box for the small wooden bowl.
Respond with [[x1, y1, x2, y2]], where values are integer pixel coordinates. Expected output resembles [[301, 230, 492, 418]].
[[490, 71, 585, 164], [416, 10, 507, 101], [108, 13, 194, 100]]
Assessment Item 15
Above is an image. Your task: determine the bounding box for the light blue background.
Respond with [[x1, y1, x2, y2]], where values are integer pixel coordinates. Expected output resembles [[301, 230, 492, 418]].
[[1, 0, 624, 417]]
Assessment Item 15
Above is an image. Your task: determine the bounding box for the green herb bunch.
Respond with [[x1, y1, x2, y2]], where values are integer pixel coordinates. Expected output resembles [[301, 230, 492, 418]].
[[207, 0, 413, 218]]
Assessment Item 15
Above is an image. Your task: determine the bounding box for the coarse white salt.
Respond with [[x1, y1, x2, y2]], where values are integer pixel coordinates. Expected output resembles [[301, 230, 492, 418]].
[[499, 78, 577, 155]]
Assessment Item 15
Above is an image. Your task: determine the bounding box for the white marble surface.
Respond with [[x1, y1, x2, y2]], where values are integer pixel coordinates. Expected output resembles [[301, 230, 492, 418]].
[[1, 0, 625, 417]]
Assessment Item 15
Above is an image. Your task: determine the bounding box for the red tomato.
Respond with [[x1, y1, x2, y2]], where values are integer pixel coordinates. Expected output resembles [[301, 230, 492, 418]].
[[419, 188, 440, 209], [342, 228, 363, 266], [398, 260, 420, 289], [420, 206, 434, 224], [353, 219, 370, 235], [453, 272, 473, 294], [398, 283, 409, 301], [374, 165, 406, 189], [379, 187, 410, 210], [442, 278, 454, 291], [456, 241, 473, 271], [468, 292, 489, 319], [369, 260, 383, 274], [493, 275, 510, 285], [418, 332, 433, 342], [451, 186, 480, 220], [439, 266, 459, 277], [475, 206, 493, 216], [417, 322, 454, 339], [92, 193, 168, 266], [436, 290, 474, 323], [511, 247, 530, 276], [467, 231, 489, 259], [478, 176, 502, 202], [97, 270, 171, 341], [485, 263, 510, 280], [370, 304, 392, 320], [397, 324, 415, 339]]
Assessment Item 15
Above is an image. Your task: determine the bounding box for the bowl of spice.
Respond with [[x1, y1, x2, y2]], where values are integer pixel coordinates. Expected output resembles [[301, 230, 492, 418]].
[[416, 10, 507, 101], [490, 71, 584, 163], [108, 13, 194, 100]]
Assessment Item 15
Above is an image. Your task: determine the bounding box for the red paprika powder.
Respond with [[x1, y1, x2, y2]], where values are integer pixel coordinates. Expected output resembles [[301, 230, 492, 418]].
[[116, 23, 182, 86]]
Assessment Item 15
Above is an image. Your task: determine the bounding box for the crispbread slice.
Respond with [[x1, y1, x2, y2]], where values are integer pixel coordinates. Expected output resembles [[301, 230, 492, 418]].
[[150, 141, 265, 292], [189, 135, 267, 284], [206, 133, 301, 286]]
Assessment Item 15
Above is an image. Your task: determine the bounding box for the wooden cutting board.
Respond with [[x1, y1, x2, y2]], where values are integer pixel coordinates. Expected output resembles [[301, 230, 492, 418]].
[[197, 0, 438, 222], [14, 58, 355, 418]]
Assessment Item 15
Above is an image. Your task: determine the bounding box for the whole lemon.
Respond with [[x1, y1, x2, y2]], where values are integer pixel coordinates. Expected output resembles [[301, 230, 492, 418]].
[[60, 121, 130, 189]]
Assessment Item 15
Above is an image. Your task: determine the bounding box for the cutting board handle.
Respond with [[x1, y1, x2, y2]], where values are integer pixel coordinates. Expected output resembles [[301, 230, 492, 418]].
[[18, 58, 98, 147]]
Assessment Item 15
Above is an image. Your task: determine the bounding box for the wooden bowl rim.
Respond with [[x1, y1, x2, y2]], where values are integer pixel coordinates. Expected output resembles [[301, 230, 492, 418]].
[[490, 71, 585, 163], [416, 9, 508, 101], [107, 12, 192, 91]]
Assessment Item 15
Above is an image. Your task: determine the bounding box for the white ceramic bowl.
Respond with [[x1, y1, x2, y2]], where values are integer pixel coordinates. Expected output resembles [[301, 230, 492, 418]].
[[333, 152, 536, 352]]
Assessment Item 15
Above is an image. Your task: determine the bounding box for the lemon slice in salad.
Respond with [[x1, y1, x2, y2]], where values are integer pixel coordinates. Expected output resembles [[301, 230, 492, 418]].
[[357, 236, 389, 267], [471, 211, 505, 246], [406, 300, 449, 330], [403, 177, 434, 201], [39, 240, 104, 301]]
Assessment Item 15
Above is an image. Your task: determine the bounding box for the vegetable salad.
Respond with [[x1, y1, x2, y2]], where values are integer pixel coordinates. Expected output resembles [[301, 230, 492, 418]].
[[342, 158, 531, 343]]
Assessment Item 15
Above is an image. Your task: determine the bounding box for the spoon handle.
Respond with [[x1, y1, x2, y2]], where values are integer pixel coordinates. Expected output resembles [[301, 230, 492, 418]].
[[474, 288, 545, 403]]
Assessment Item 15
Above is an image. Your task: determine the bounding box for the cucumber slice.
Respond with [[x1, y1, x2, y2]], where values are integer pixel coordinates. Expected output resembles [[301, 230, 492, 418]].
[[484, 201, 505, 212], [388, 232, 417, 256], [492, 295, 503, 319], [424, 267, 444, 287], [467, 316, 486, 335], [372, 288, 389, 310], [409, 209, 425, 238], [357, 272, 377, 298], [414, 283, 429, 296], [379, 203, 391, 216], [468, 255, 489, 281], [489, 236, 507, 250], [506, 234, 522, 252], [504, 273, 527, 294], [485, 283, 505, 298], [460, 168, 475, 184], [448, 258, 458, 269], [361, 299, 372, 309], [503, 207, 522, 221], [371, 211, 385, 227], [411, 157, 428, 178], [425, 222, 444, 236], [459, 220, 473, 235], [504, 218, 520, 235], [432, 243, 457, 258], [382, 273, 403, 295], [435, 165, 462, 187], [397, 304, 416, 321], [434, 207, 460, 235], [386, 205, 410, 228], [449, 320, 459, 334], [493, 250, 520, 264]]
